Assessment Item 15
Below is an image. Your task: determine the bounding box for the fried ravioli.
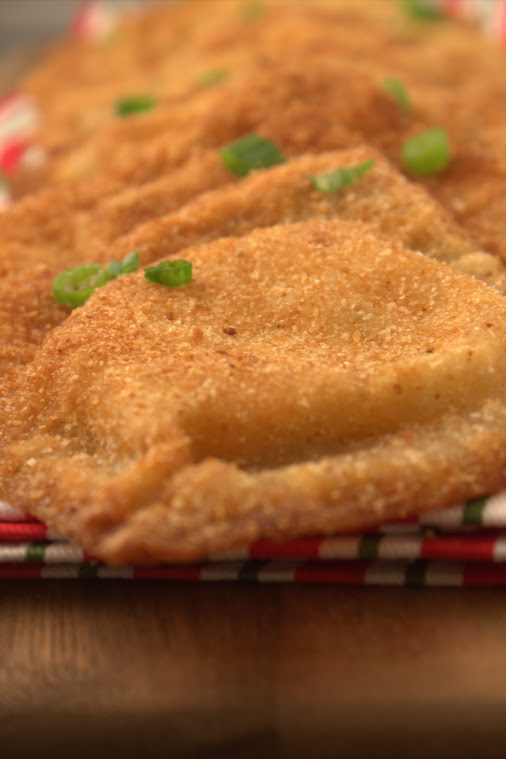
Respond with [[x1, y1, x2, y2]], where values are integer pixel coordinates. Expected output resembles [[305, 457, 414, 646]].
[[13, 0, 404, 170], [23, 57, 416, 188], [15, 45, 506, 264], [2, 0, 506, 566], [2, 146, 500, 280], [2, 220, 506, 564], [101, 147, 506, 291], [19, 0, 506, 171], [2, 147, 504, 393], [12, 0, 506, 266]]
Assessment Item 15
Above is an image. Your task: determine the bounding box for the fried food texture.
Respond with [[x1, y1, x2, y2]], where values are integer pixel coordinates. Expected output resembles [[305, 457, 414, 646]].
[[2, 147, 505, 392], [102, 148, 506, 291], [20, 57, 417, 188], [11, 0, 506, 262], [2, 0, 506, 564], [1, 146, 501, 279], [2, 220, 506, 564]]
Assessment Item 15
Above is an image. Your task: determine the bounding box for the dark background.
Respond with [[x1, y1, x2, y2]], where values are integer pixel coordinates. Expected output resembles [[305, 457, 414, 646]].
[[0, 0, 160, 54], [1, 0, 84, 53]]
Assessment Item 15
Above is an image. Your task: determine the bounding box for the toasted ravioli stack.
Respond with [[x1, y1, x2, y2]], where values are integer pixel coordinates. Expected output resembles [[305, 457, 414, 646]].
[[1, 0, 506, 564]]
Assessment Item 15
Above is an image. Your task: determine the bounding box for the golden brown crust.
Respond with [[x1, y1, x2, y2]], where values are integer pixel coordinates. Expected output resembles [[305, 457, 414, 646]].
[[0, 267, 68, 392], [13, 0, 506, 264], [2, 220, 506, 563], [2, 147, 504, 396], [19, 1, 506, 165], [32, 57, 414, 187], [2, 0, 506, 565], [101, 147, 506, 290]]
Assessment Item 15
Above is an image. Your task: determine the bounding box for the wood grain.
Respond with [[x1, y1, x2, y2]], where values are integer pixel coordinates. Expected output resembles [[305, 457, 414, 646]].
[[1, 582, 506, 758]]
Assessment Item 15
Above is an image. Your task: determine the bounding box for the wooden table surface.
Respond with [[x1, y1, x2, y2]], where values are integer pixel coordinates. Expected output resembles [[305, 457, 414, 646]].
[[1, 46, 506, 759], [1, 581, 506, 758]]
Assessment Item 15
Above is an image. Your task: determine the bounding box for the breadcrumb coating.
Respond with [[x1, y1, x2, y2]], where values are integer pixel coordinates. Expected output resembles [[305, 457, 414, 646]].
[[2, 148, 504, 391], [2, 0, 506, 564], [2, 220, 506, 563]]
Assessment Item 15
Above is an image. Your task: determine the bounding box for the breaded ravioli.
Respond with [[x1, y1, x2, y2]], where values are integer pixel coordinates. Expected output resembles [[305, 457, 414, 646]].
[[11, 0, 506, 267], [12, 0, 405, 172], [2, 148, 504, 392], [17, 0, 506, 176], [2, 146, 500, 281], [2, 220, 506, 564], [13, 42, 506, 264], [101, 147, 506, 290], [22, 58, 416, 188]]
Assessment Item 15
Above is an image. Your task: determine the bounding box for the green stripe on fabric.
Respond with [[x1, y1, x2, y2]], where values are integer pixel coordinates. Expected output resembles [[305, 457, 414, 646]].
[[358, 534, 382, 560], [26, 541, 48, 562], [463, 497, 486, 526], [238, 559, 269, 582], [405, 560, 427, 587], [79, 563, 100, 579]]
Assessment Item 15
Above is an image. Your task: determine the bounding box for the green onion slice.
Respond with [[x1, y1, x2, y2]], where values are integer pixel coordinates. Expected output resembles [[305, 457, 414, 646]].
[[106, 260, 123, 279], [144, 259, 192, 287], [53, 251, 140, 308], [401, 0, 444, 21], [107, 250, 140, 279], [115, 94, 156, 117], [311, 159, 375, 194], [196, 68, 229, 87], [383, 77, 412, 113], [53, 263, 110, 308], [220, 133, 286, 177], [121, 249, 140, 272], [401, 127, 451, 175]]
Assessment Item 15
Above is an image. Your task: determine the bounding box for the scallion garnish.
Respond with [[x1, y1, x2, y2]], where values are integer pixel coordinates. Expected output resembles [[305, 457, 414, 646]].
[[220, 133, 286, 177], [310, 159, 375, 194], [401, 0, 444, 21], [144, 259, 192, 287], [383, 77, 412, 113], [107, 249, 140, 279], [401, 127, 451, 175], [53, 263, 110, 308], [53, 251, 140, 308], [196, 68, 229, 87], [115, 94, 156, 117]]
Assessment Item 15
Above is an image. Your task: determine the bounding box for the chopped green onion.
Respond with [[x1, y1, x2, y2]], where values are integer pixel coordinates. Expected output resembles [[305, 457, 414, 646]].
[[196, 68, 229, 87], [401, 127, 451, 175], [106, 260, 123, 279], [220, 133, 286, 177], [115, 94, 156, 117], [53, 263, 110, 308], [401, 0, 444, 21], [242, 1, 264, 20], [311, 159, 375, 194], [53, 251, 140, 308], [383, 77, 412, 113], [144, 259, 192, 287], [121, 249, 140, 272], [107, 249, 139, 279]]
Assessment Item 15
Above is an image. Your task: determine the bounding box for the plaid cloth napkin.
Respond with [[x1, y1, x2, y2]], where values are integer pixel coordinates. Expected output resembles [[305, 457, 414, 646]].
[[2, 496, 506, 584], [1, 0, 506, 583]]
